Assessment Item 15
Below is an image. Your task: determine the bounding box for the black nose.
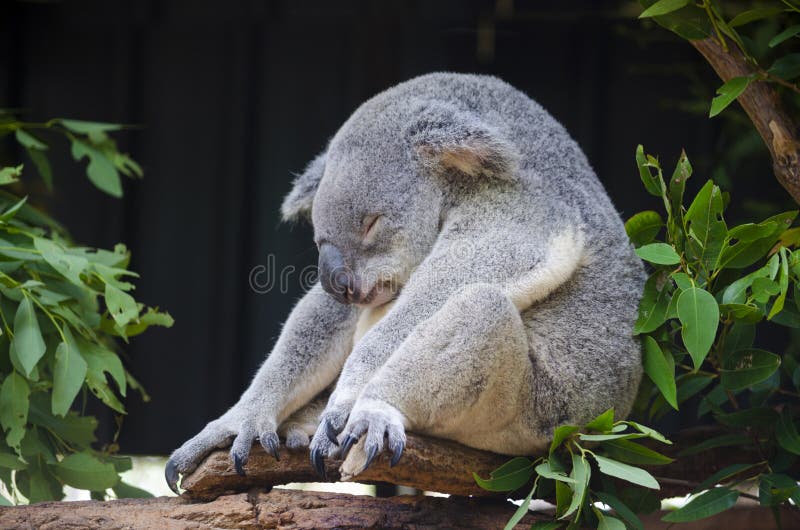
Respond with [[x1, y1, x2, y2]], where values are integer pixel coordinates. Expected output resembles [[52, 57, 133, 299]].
[[318, 243, 355, 303]]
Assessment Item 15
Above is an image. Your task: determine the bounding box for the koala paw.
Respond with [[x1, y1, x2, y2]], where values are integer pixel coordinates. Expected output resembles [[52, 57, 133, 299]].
[[165, 413, 280, 494], [338, 398, 407, 479], [284, 425, 311, 450], [308, 402, 353, 478]]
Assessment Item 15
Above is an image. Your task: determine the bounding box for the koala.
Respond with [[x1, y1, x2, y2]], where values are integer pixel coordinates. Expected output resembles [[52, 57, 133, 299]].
[[165, 72, 644, 492]]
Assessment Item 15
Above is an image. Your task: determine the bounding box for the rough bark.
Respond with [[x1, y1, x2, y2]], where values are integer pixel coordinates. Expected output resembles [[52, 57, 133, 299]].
[[180, 429, 760, 501], [690, 36, 800, 204], [181, 433, 510, 501], [0, 490, 796, 530], [0, 489, 544, 529]]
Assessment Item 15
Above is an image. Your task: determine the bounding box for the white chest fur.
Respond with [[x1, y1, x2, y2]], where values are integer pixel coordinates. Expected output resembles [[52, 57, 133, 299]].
[[353, 301, 396, 345]]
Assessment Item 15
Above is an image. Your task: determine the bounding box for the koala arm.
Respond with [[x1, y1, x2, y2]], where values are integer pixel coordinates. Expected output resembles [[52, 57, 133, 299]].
[[165, 283, 358, 492]]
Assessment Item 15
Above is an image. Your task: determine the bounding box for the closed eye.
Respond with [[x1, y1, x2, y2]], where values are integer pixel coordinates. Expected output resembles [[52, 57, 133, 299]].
[[362, 214, 382, 239]]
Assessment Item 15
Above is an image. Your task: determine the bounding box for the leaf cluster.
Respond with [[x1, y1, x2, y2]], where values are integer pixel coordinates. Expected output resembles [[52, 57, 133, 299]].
[[0, 118, 170, 504]]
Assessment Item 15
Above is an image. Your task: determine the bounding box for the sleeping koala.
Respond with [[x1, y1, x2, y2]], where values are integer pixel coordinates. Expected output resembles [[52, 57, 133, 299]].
[[165, 72, 644, 491]]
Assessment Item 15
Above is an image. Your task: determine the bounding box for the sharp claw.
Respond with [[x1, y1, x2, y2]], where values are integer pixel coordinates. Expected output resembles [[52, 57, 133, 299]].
[[310, 447, 327, 479], [165, 459, 180, 494], [340, 434, 357, 459], [390, 441, 405, 467], [266, 437, 281, 462], [325, 419, 340, 445], [233, 452, 246, 476], [362, 443, 379, 472]]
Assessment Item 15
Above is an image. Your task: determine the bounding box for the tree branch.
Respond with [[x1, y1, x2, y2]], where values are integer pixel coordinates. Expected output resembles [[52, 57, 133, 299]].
[[690, 36, 800, 204]]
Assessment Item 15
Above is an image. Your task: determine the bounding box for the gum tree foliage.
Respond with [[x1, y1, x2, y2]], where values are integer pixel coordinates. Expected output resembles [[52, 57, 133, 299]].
[[0, 114, 172, 504], [476, 2, 800, 528]]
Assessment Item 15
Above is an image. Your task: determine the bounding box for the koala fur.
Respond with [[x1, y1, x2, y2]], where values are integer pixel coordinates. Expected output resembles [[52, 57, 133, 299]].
[[166, 73, 644, 490]]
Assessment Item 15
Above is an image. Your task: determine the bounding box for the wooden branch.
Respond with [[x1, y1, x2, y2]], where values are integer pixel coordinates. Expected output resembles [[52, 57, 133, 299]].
[[0, 489, 546, 529], [690, 37, 800, 204], [180, 429, 761, 501], [181, 433, 510, 501]]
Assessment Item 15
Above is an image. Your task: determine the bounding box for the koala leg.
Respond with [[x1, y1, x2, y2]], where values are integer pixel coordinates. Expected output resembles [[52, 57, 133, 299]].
[[339, 282, 535, 478], [165, 284, 358, 492], [278, 393, 327, 451]]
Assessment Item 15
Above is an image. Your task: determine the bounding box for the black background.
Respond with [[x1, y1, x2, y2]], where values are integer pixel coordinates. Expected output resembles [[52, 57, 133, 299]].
[[1, 0, 792, 454]]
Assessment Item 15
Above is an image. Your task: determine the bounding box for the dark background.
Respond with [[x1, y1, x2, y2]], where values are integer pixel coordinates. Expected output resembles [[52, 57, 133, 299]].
[[0, 0, 791, 455]]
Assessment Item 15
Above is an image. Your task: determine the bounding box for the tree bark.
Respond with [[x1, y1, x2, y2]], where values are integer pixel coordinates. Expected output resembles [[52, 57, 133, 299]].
[[179, 429, 760, 501], [0, 489, 545, 530], [690, 36, 800, 204]]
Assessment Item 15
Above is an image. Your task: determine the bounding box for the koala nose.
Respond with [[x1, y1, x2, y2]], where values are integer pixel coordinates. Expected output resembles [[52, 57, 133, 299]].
[[318, 243, 356, 303]]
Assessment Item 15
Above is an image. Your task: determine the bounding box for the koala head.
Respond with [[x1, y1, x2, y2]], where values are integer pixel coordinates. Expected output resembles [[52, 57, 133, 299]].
[[281, 99, 519, 307]]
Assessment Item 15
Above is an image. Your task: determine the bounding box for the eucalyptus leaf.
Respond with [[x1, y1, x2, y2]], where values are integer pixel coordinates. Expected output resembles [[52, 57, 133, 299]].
[[592, 455, 659, 489], [662, 488, 739, 522], [677, 287, 719, 369]]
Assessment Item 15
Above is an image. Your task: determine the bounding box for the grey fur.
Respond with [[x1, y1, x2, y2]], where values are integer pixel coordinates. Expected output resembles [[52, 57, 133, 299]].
[[166, 73, 644, 490]]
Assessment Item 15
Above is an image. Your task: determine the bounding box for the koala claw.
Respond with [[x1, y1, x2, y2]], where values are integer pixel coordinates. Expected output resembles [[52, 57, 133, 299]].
[[340, 433, 358, 459], [232, 452, 246, 476], [390, 440, 404, 467], [259, 432, 281, 461], [325, 419, 340, 446], [165, 459, 180, 494], [362, 443, 379, 472], [310, 447, 327, 479]]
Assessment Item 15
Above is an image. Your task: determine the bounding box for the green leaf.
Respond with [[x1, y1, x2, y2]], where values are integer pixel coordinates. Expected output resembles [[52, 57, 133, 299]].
[[775, 408, 800, 455], [709, 76, 752, 117], [34, 238, 89, 286], [0, 450, 27, 470], [0, 196, 28, 222], [550, 425, 579, 454], [112, 481, 153, 499], [769, 53, 800, 80], [642, 336, 678, 409], [716, 407, 778, 428], [51, 332, 87, 417], [28, 396, 97, 448], [625, 211, 663, 246], [598, 514, 626, 530], [26, 148, 53, 189], [662, 487, 739, 522], [0, 165, 22, 185], [770, 25, 800, 47], [535, 460, 577, 483], [677, 287, 719, 369], [685, 180, 727, 267], [14, 129, 47, 150], [53, 452, 119, 490], [635, 243, 681, 265], [759, 473, 800, 506], [595, 492, 643, 530], [716, 221, 778, 270], [585, 408, 615, 432], [531, 522, 563, 530], [70, 139, 123, 197], [503, 484, 536, 530], [729, 7, 785, 27], [561, 454, 590, 519], [624, 421, 672, 444], [635, 275, 672, 334], [592, 455, 659, 489], [693, 463, 760, 494], [601, 439, 674, 466], [80, 340, 127, 397], [60, 119, 122, 137], [635, 145, 664, 197], [11, 296, 47, 377], [105, 283, 139, 328], [0, 372, 30, 449], [639, 0, 689, 18], [720, 349, 780, 391], [473, 456, 532, 492]]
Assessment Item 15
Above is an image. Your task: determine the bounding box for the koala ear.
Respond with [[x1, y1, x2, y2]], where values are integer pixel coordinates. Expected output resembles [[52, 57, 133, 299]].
[[406, 104, 519, 181], [281, 151, 326, 222]]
